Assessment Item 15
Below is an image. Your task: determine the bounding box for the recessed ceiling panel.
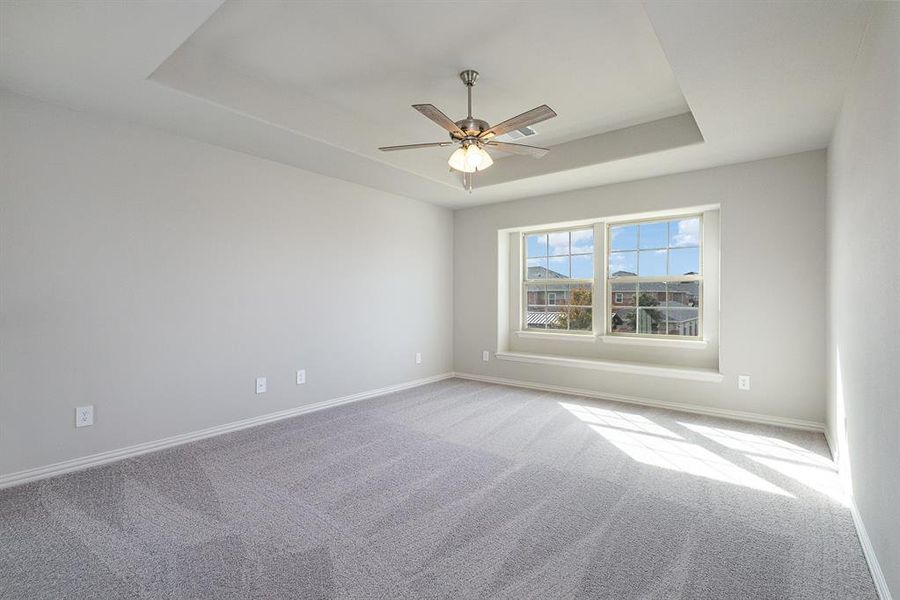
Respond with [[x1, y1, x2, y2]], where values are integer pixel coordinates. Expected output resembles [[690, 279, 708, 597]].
[[153, 0, 690, 184]]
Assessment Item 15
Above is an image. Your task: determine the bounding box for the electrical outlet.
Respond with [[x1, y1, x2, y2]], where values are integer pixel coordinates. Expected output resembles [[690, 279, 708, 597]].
[[256, 376, 267, 394], [482, 350, 490, 362], [415, 352, 422, 365], [75, 405, 94, 428], [296, 369, 306, 385], [738, 375, 751, 391]]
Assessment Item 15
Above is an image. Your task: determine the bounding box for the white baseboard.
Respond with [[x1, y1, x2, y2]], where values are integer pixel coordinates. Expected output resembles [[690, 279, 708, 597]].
[[0, 372, 454, 490], [823, 425, 837, 461], [849, 499, 894, 600], [823, 430, 892, 599], [452, 371, 826, 432]]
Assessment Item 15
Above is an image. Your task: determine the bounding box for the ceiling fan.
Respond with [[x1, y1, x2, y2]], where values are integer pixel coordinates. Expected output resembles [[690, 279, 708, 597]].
[[379, 69, 557, 192]]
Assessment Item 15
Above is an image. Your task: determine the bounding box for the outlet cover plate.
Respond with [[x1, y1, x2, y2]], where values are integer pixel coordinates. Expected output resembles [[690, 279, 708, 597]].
[[256, 377, 267, 394], [738, 375, 751, 391], [296, 369, 306, 385], [75, 405, 94, 427]]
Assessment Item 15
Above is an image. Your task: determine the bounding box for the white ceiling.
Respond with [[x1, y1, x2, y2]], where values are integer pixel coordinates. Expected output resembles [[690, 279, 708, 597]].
[[0, 1, 873, 208]]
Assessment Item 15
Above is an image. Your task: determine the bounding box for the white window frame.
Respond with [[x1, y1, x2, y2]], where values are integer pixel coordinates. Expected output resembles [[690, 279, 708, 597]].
[[521, 226, 595, 334], [605, 214, 703, 339]]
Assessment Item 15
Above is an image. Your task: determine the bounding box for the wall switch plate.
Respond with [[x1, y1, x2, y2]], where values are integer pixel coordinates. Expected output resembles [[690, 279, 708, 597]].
[[482, 351, 490, 362], [738, 375, 751, 391], [415, 352, 422, 365], [296, 369, 306, 385], [75, 405, 94, 428], [256, 377, 267, 394]]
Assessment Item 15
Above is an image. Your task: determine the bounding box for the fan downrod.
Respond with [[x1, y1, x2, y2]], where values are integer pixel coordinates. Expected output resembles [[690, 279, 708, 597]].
[[455, 69, 488, 137]]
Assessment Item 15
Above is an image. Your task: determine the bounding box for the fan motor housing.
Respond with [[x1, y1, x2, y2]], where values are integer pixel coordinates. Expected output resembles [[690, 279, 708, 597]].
[[453, 117, 490, 138]]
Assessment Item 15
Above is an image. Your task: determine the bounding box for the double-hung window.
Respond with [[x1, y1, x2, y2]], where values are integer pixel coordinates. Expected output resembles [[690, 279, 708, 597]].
[[523, 228, 594, 332], [607, 215, 702, 338]]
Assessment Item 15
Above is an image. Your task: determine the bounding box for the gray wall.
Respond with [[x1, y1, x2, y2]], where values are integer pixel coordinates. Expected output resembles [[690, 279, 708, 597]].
[[0, 91, 454, 476], [827, 4, 899, 594], [454, 151, 827, 423]]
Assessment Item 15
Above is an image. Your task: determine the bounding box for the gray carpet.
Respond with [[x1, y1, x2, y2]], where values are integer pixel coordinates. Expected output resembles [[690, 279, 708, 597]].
[[0, 378, 877, 599]]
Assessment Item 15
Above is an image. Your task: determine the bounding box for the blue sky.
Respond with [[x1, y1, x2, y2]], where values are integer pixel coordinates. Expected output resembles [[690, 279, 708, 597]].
[[527, 218, 700, 278]]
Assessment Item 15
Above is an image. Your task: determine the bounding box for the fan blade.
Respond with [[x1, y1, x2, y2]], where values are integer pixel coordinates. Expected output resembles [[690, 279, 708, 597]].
[[379, 142, 455, 151], [480, 105, 557, 139], [412, 104, 466, 138], [486, 141, 550, 158]]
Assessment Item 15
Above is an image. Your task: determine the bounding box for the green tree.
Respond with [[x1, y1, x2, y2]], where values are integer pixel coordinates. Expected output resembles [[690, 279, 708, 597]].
[[626, 292, 663, 333], [557, 288, 592, 330]]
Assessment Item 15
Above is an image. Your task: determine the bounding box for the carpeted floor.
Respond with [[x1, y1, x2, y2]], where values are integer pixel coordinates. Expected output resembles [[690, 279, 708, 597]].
[[0, 378, 877, 599]]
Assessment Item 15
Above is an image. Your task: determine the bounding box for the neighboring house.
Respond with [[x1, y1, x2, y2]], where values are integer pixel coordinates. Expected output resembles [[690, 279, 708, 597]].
[[610, 301, 699, 336], [527, 267, 699, 335], [526, 266, 576, 307], [526, 266, 578, 328]]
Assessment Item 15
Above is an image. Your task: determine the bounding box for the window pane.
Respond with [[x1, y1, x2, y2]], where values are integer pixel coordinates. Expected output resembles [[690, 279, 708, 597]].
[[560, 307, 592, 331], [546, 307, 566, 330], [571, 229, 594, 254], [611, 307, 635, 333], [527, 257, 548, 279], [526, 306, 548, 329], [636, 306, 665, 334], [610, 224, 637, 251], [526, 233, 548, 257], [639, 221, 667, 249], [548, 231, 569, 256], [610, 282, 636, 307], [637, 282, 665, 307], [609, 251, 637, 276], [571, 254, 593, 279], [569, 283, 592, 306], [606, 215, 703, 338], [549, 256, 570, 278], [638, 250, 666, 276], [546, 284, 567, 305], [669, 217, 700, 248], [665, 308, 700, 337], [525, 283, 546, 306], [669, 247, 700, 276], [667, 281, 700, 309]]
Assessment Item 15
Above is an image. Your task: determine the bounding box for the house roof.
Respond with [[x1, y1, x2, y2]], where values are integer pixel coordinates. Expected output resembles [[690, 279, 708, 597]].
[[527, 266, 568, 279], [611, 280, 699, 293], [526, 311, 563, 326]]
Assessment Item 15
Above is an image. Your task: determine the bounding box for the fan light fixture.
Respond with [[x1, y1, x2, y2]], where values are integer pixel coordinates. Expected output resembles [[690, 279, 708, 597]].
[[448, 144, 493, 173], [378, 69, 557, 192]]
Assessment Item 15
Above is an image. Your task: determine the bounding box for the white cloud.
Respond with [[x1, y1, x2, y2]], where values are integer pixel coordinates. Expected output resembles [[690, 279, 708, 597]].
[[609, 252, 636, 274], [571, 229, 594, 254], [671, 218, 700, 247]]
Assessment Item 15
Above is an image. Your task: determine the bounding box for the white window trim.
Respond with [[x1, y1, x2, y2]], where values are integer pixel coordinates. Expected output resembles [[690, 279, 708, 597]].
[[600, 335, 707, 349], [518, 214, 707, 342], [514, 330, 598, 343]]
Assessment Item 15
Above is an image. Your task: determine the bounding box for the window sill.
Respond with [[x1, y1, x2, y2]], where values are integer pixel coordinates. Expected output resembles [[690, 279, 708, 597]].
[[601, 336, 708, 350], [514, 330, 597, 343], [494, 351, 723, 382]]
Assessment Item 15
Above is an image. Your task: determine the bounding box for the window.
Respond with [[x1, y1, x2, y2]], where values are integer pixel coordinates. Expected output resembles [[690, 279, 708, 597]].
[[524, 228, 593, 332], [608, 216, 701, 338]]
